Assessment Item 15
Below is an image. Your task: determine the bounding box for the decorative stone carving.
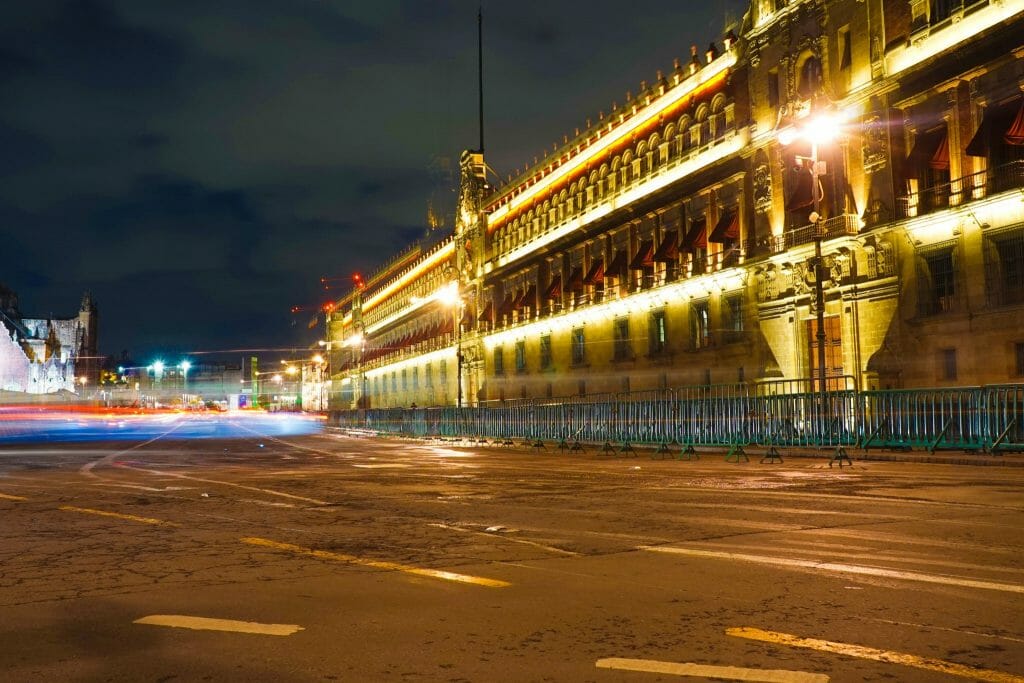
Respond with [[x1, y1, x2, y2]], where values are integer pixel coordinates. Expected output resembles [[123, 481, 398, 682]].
[[862, 115, 887, 172], [753, 162, 773, 213]]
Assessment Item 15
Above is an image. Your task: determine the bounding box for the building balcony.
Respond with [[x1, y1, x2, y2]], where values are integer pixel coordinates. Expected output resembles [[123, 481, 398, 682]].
[[754, 214, 860, 256], [896, 161, 1024, 220]]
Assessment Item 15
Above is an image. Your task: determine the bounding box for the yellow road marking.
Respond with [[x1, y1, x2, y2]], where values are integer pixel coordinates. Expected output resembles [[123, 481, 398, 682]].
[[241, 536, 510, 588], [643, 545, 1024, 594], [727, 627, 1024, 683], [596, 657, 829, 682], [135, 615, 302, 636], [59, 505, 177, 526], [0, 492, 28, 501]]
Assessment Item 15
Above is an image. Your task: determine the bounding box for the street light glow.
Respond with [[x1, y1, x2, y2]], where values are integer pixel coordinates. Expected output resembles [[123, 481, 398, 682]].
[[312, 354, 324, 364], [152, 361, 165, 375], [179, 361, 191, 373], [285, 365, 298, 375], [436, 281, 461, 308], [345, 332, 364, 348]]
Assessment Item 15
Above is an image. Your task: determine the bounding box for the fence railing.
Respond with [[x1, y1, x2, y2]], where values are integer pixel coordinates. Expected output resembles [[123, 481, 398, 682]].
[[334, 383, 1024, 454]]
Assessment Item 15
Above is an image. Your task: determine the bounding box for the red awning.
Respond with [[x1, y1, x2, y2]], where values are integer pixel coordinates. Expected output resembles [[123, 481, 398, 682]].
[[567, 267, 585, 291], [606, 250, 627, 278], [785, 167, 815, 212], [511, 288, 527, 310], [497, 294, 514, 316], [629, 240, 654, 270], [1006, 99, 1024, 145], [682, 217, 708, 251], [461, 306, 475, 327], [967, 98, 1024, 156], [478, 300, 494, 323], [709, 210, 739, 243], [521, 284, 537, 308], [929, 132, 949, 170], [543, 275, 562, 300], [652, 230, 679, 262], [907, 127, 949, 170], [583, 259, 605, 284]]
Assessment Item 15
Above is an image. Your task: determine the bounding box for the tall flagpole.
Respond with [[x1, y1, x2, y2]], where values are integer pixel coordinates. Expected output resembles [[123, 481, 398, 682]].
[[478, 5, 484, 154]]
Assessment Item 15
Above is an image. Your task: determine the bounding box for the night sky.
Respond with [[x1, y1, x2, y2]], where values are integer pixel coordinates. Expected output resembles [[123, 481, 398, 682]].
[[0, 0, 747, 363]]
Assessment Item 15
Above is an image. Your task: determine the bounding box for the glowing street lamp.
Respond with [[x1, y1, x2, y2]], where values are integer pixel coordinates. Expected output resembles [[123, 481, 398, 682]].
[[778, 113, 841, 439], [435, 280, 466, 409]]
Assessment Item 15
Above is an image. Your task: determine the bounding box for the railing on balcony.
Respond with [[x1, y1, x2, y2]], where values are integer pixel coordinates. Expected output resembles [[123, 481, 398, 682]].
[[896, 160, 1024, 220], [754, 214, 860, 255]]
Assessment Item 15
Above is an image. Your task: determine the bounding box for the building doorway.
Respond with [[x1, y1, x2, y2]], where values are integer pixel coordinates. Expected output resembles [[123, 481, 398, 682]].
[[807, 315, 844, 390]]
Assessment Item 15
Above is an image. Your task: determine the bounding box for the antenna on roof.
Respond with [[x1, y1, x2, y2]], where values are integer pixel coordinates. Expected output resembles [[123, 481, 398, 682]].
[[478, 4, 485, 154]]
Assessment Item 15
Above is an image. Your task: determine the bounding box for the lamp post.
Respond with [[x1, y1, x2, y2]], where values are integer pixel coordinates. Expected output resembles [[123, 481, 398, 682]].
[[436, 281, 464, 409], [778, 114, 839, 437], [179, 360, 191, 407], [343, 332, 365, 410]]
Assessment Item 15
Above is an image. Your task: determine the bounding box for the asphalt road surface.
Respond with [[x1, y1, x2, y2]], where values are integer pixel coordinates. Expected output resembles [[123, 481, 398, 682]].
[[1, 414, 1022, 682]]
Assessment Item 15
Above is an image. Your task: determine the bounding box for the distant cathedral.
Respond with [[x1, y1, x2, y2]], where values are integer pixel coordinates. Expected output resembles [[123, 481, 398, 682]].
[[0, 285, 98, 394]]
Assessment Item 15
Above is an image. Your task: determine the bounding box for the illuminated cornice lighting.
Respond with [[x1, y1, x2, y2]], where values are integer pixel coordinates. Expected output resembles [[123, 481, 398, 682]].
[[487, 51, 737, 226], [495, 134, 745, 270], [903, 192, 1024, 247], [363, 346, 457, 380], [364, 281, 458, 336], [482, 268, 746, 350], [361, 241, 453, 315], [886, 1, 1024, 77]]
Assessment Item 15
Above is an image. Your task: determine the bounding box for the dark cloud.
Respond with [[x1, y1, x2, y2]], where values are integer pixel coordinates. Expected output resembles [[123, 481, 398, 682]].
[[0, 0, 749, 359]]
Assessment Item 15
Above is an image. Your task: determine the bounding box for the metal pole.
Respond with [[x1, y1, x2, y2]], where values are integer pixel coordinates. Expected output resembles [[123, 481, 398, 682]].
[[456, 303, 464, 409], [812, 141, 828, 435]]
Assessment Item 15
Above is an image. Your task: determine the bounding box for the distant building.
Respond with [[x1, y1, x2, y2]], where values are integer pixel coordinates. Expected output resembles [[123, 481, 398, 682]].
[[0, 287, 99, 394], [327, 0, 1024, 409]]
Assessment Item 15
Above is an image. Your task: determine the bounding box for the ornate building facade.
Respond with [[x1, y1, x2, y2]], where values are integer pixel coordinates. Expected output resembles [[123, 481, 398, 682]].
[[328, 0, 1024, 409], [0, 287, 99, 394]]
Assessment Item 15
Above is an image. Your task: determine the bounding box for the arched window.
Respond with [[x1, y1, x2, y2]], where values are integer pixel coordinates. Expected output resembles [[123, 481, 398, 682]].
[[635, 142, 648, 177], [695, 103, 711, 147], [620, 151, 633, 186], [797, 56, 823, 99], [677, 115, 692, 153]]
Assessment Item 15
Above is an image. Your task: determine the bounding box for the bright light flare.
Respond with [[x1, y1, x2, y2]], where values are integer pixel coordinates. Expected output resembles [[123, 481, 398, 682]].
[[436, 281, 461, 308], [345, 332, 364, 348]]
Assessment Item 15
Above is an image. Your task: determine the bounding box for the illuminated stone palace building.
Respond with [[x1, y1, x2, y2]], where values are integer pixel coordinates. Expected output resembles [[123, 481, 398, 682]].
[[327, 0, 1024, 409]]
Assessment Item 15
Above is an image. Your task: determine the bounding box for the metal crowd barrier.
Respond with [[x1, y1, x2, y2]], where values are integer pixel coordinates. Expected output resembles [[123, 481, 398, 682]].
[[334, 382, 1024, 454]]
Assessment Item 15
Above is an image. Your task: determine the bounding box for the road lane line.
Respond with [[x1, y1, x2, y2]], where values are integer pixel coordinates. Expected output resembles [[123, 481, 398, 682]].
[[126, 468, 328, 505], [642, 545, 1024, 594], [429, 523, 580, 557], [134, 615, 302, 636], [241, 536, 510, 588], [0, 492, 28, 501], [59, 505, 177, 527], [727, 627, 1024, 683], [595, 657, 829, 682]]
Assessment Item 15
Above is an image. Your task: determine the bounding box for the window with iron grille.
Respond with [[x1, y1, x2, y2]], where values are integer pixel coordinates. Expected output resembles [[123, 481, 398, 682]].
[[493, 346, 504, 376], [725, 294, 744, 342], [401, 368, 407, 391], [539, 335, 552, 370], [917, 248, 957, 316], [515, 340, 526, 373], [940, 348, 957, 381], [1016, 342, 1024, 377], [439, 360, 446, 385], [690, 301, 711, 349], [425, 363, 432, 388], [985, 230, 1024, 306], [613, 317, 631, 361], [412, 367, 419, 391], [571, 328, 586, 365], [649, 309, 668, 355], [391, 372, 397, 393]]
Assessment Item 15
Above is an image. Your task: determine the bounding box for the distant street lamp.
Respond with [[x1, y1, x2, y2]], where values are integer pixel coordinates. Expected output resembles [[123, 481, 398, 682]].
[[179, 360, 191, 405]]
